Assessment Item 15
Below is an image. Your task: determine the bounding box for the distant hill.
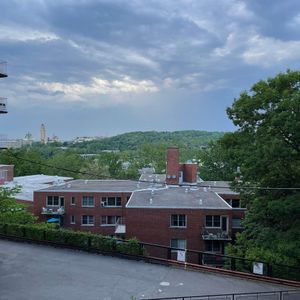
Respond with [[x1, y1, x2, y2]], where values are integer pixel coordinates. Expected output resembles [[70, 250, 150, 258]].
[[70, 130, 225, 152]]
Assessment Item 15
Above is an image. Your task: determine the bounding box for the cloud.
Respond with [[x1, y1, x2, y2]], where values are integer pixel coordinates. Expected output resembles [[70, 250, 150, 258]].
[[242, 35, 300, 66], [37, 76, 159, 100], [0, 25, 59, 42]]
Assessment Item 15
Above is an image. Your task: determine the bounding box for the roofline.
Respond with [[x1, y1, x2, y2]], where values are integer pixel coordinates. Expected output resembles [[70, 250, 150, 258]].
[[35, 189, 136, 193], [126, 206, 232, 210], [214, 192, 233, 208]]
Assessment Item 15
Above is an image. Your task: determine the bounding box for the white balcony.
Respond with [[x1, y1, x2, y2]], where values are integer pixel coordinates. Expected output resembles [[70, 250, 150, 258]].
[[202, 229, 231, 241], [41, 206, 65, 215]]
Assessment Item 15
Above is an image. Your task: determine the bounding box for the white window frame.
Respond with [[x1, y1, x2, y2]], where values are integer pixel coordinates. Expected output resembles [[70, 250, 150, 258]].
[[82, 196, 94, 207], [205, 215, 221, 228], [170, 214, 187, 228], [101, 196, 122, 207], [81, 215, 94, 226], [101, 216, 121, 226], [170, 239, 186, 251], [46, 196, 64, 207], [71, 196, 76, 206], [70, 215, 75, 224]]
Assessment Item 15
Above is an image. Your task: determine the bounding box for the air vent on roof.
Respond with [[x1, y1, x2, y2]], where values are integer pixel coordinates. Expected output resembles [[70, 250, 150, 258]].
[[203, 187, 207, 192], [85, 180, 88, 184], [67, 184, 71, 188], [149, 198, 153, 204], [199, 199, 203, 205]]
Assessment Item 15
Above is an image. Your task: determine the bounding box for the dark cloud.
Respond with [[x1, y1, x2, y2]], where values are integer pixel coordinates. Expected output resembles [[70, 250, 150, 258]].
[[0, 0, 299, 139]]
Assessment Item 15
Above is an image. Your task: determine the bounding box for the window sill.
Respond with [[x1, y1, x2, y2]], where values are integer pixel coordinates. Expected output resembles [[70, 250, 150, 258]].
[[170, 226, 187, 229], [81, 206, 95, 208], [100, 224, 116, 227], [81, 224, 94, 227]]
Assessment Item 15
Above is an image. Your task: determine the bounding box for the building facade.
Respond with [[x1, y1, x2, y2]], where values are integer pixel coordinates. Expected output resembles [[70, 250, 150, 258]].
[[33, 147, 246, 254]]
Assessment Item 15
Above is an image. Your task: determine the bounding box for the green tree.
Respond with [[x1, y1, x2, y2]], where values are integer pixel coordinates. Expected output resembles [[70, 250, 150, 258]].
[[0, 186, 37, 224], [224, 70, 300, 267]]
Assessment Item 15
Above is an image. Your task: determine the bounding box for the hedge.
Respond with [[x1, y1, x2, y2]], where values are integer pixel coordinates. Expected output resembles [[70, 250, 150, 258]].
[[0, 223, 142, 257]]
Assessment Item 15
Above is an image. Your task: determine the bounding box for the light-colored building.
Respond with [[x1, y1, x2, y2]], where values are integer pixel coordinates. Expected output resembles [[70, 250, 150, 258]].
[[40, 124, 47, 144]]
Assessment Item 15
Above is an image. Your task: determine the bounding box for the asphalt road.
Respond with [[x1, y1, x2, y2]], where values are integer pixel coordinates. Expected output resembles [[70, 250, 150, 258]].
[[0, 239, 293, 300]]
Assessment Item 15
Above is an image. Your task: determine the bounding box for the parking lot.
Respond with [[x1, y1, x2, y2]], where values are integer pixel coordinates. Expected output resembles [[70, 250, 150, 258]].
[[0, 239, 294, 300]]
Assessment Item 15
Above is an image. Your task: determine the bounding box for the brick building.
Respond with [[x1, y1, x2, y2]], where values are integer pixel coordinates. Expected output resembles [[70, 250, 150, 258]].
[[33, 147, 246, 254]]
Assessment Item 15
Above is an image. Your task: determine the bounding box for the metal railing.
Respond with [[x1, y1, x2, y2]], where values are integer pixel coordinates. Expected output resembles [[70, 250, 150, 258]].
[[142, 289, 300, 300], [139, 241, 300, 282]]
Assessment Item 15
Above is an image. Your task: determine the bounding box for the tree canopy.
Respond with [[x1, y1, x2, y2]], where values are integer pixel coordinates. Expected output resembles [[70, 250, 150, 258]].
[[223, 70, 300, 267]]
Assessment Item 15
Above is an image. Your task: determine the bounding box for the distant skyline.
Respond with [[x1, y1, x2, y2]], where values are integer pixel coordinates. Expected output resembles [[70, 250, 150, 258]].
[[1, 0, 300, 139]]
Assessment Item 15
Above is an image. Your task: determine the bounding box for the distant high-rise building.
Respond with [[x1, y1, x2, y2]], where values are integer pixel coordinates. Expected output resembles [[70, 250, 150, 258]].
[[0, 61, 8, 114], [40, 124, 47, 144]]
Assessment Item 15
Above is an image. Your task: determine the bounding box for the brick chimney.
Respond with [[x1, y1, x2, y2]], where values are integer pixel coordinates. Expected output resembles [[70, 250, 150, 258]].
[[182, 162, 197, 185], [166, 147, 180, 185], [0, 164, 14, 184]]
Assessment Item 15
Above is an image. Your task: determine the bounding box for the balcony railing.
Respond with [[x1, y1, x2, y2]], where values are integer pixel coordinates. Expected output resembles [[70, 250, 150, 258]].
[[202, 228, 231, 241], [0, 98, 7, 113], [0, 61, 7, 77], [41, 206, 65, 215]]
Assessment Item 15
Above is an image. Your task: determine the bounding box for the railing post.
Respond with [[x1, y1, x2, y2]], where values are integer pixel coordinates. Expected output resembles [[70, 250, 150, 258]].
[[267, 263, 273, 277], [198, 252, 203, 265], [280, 291, 283, 300], [167, 248, 171, 260], [231, 257, 236, 271]]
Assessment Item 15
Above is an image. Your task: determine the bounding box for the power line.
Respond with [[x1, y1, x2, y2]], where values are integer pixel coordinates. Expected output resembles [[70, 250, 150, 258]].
[[2, 152, 300, 191]]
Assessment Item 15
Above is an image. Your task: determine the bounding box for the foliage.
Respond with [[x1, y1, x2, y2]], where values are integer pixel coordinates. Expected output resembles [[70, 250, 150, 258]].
[[0, 223, 142, 256], [223, 70, 300, 267], [0, 187, 37, 224]]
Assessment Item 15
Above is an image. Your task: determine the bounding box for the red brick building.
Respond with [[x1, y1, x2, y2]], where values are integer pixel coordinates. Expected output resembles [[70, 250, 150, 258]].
[[33, 147, 246, 254]]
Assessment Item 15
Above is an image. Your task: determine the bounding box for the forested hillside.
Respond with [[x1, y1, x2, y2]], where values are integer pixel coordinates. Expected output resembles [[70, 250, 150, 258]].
[[69, 130, 224, 152]]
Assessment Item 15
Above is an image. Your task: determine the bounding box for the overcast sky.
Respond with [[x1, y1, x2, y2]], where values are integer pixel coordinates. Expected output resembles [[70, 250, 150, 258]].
[[0, 0, 300, 140]]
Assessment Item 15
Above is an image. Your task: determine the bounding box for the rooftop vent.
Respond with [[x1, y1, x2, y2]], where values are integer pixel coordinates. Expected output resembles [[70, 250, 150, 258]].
[[199, 199, 203, 205]]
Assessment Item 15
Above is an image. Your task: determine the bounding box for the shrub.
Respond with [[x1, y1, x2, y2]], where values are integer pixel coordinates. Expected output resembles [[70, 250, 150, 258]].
[[91, 235, 117, 252], [116, 238, 142, 256], [66, 231, 91, 249], [6, 223, 25, 237], [44, 228, 67, 244], [24, 224, 45, 241]]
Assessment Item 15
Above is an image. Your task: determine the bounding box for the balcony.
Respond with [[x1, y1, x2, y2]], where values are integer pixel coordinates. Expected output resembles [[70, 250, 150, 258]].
[[202, 228, 231, 241], [0, 98, 7, 114], [0, 61, 7, 78], [41, 206, 65, 215]]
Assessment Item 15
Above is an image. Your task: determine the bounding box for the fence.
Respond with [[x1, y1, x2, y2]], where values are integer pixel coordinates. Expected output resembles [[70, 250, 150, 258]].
[[140, 242, 300, 282], [0, 223, 299, 283], [142, 289, 300, 300]]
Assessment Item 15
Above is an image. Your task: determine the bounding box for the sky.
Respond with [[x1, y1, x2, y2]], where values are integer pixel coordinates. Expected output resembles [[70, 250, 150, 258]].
[[0, 0, 300, 141]]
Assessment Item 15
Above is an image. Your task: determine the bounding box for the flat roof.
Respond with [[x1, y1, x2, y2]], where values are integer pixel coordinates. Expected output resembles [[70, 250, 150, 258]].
[[139, 173, 166, 183], [3, 174, 73, 202], [127, 186, 232, 209], [198, 181, 239, 195], [37, 179, 157, 193]]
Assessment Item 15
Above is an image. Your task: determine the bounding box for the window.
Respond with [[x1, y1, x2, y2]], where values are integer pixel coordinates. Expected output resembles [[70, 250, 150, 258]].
[[205, 240, 221, 252], [170, 214, 186, 228], [71, 196, 76, 205], [231, 199, 240, 208], [82, 196, 94, 207], [170, 239, 186, 250], [101, 216, 121, 226], [47, 196, 64, 207], [205, 215, 221, 227], [81, 215, 94, 226], [70, 215, 75, 224], [101, 197, 122, 207], [232, 218, 243, 228]]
